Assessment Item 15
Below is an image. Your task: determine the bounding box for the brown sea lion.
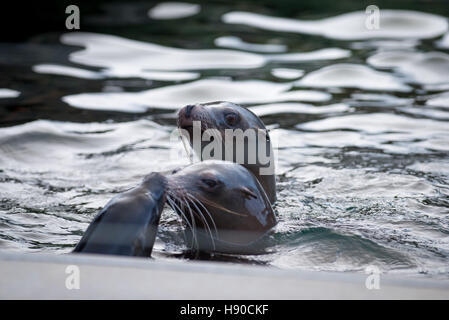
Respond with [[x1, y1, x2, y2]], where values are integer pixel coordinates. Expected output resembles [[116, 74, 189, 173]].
[[166, 160, 277, 253], [177, 101, 276, 204], [73, 160, 276, 256]]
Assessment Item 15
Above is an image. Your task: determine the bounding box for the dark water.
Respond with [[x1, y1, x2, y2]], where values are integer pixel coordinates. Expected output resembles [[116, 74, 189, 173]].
[[0, 1, 448, 277]]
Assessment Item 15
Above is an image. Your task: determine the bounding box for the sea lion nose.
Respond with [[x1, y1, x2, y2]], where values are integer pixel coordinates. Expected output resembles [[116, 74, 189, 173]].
[[185, 104, 195, 118]]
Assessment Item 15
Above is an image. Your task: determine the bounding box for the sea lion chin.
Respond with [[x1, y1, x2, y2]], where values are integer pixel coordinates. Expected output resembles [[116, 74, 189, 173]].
[[166, 160, 277, 254]]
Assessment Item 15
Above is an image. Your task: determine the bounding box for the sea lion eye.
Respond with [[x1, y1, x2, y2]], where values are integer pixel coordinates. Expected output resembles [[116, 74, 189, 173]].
[[202, 178, 218, 188], [225, 113, 239, 126], [240, 187, 258, 199]]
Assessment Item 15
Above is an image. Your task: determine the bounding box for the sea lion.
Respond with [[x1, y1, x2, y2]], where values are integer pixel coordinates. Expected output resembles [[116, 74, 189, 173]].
[[166, 160, 277, 254], [73, 172, 167, 256], [177, 101, 276, 204], [73, 161, 276, 256]]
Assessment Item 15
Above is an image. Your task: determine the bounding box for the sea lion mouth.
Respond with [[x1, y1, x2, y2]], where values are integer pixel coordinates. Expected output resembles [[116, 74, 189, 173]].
[[179, 119, 194, 132], [177, 114, 195, 145], [178, 104, 210, 132], [178, 114, 209, 141], [178, 112, 193, 127]]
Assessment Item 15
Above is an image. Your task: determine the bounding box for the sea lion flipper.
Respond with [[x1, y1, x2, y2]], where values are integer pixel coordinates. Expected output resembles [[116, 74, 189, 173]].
[[72, 205, 108, 253], [73, 172, 167, 257]]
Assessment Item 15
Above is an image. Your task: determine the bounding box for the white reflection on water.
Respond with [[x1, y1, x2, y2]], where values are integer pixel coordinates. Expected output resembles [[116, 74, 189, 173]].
[[63, 78, 331, 112], [0, 88, 20, 98], [436, 32, 449, 48], [271, 68, 304, 80], [347, 93, 413, 107], [368, 51, 449, 87], [286, 165, 436, 198], [249, 103, 349, 116], [33, 64, 104, 80], [426, 92, 449, 108], [0, 120, 171, 196], [62, 32, 265, 71], [266, 48, 350, 62], [148, 2, 200, 20], [214, 36, 287, 53], [294, 113, 449, 153], [223, 10, 448, 40], [60, 32, 349, 76], [296, 112, 449, 135], [296, 64, 411, 92], [33, 63, 199, 81], [351, 39, 420, 50]]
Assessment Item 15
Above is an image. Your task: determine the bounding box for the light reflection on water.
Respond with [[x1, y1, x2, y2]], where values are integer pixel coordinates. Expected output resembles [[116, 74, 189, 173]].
[[63, 78, 332, 112], [0, 3, 449, 277], [222, 9, 448, 40]]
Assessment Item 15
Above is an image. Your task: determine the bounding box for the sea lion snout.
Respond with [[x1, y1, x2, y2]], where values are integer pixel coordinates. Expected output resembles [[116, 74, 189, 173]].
[[178, 103, 215, 141], [185, 104, 195, 117], [178, 104, 198, 131], [178, 104, 198, 121]]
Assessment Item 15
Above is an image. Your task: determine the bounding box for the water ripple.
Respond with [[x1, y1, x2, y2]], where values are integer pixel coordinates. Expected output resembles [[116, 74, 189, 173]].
[[223, 10, 448, 40], [1, 4, 448, 276]]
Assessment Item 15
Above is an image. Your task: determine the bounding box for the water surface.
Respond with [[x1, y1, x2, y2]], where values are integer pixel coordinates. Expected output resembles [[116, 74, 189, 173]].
[[0, 1, 448, 278]]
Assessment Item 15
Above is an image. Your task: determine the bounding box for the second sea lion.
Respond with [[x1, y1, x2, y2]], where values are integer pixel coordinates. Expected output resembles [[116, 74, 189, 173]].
[[177, 101, 276, 204]]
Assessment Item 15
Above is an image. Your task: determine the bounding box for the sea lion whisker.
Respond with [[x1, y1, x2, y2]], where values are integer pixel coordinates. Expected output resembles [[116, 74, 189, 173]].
[[167, 194, 193, 232], [185, 198, 216, 251], [179, 129, 194, 164], [192, 194, 248, 217], [166, 196, 192, 250], [166, 194, 196, 250], [167, 195, 192, 229], [168, 186, 216, 251], [186, 193, 218, 235], [185, 193, 219, 238], [182, 195, 199, 251], [185, 196, 216, 250]]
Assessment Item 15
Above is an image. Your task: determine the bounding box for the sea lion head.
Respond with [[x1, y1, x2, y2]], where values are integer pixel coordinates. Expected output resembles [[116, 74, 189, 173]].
[[166, 160, 276, 253], [178, 101, 267, 136], [177, 101, 276, 204]]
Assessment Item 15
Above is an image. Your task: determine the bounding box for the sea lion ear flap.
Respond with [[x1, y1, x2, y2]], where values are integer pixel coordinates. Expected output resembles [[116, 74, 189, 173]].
[[171, 166, 182, 174], [240, 187, 258, 199]]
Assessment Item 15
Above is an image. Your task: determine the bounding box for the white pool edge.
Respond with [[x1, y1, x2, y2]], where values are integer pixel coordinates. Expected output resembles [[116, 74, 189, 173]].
[[0, 251, 448, 299]]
